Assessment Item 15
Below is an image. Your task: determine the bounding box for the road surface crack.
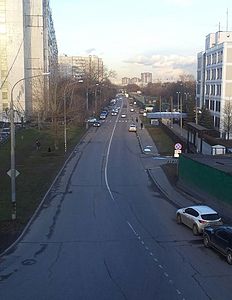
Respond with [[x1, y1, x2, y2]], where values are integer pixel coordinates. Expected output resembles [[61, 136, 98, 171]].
[[48, 243, 63, 280], [104, 259, 128, 300]]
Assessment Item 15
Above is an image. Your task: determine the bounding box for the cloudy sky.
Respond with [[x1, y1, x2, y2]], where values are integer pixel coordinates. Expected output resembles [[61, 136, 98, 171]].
[[50, 0, 232, 83]]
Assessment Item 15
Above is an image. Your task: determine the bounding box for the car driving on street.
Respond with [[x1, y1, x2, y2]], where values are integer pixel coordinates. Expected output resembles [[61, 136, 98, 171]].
[[92, 121, 101, 127], [176, 205, 222, 235], [128, 124, 137, 132], [203, 225, 232, 264]]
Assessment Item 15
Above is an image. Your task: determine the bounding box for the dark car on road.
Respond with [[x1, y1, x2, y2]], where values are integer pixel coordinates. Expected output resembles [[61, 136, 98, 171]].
[[203, 225, 232, 264], [92, 121, 101, 127]]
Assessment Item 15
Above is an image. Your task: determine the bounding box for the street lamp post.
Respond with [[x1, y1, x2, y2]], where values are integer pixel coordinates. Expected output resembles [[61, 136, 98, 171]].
[[176, 92, 180, 111], [10, 72, 49, 220], [180, 93, 183, 136], [176, 91, 182, 136], [195, 96, 198, 124]]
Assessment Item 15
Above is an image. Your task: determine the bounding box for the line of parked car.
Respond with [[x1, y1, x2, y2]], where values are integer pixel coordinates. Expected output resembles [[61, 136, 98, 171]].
[[176, 205, 232, 264]]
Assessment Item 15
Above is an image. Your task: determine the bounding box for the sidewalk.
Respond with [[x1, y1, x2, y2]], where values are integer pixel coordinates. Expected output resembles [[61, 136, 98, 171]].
[[136, 126, 195, 208], [136, 124, 232, 224]]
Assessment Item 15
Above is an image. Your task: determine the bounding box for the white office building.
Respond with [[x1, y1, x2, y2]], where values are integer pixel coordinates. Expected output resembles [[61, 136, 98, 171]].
[[197, 31, 232, 138], [0, 0, 58, 122]]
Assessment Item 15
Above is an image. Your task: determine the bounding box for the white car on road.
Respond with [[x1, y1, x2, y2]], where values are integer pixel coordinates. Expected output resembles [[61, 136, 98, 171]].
[[128, 124, 137, 132], [176, 205, 222, 235]]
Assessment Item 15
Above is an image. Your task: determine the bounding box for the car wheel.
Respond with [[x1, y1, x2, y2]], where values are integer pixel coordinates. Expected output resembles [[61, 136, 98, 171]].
[[176, 214, 182, 224], [203, 234, 210, 248], [192, 224, 199, 236], [226, 250, 232, 265]]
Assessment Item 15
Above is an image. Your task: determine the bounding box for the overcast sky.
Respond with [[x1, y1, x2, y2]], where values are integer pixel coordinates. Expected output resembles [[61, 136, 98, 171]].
[[50, 0, 232, 82]]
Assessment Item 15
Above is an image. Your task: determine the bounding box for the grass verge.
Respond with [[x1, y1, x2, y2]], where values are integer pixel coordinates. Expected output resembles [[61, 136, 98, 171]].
[[0, 124, 85, 252], [146, 124, 178, 185], [146, 125, 174, 156]]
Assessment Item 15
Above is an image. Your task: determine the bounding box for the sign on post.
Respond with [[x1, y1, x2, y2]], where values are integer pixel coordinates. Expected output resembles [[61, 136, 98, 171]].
[[174, 143, 182, 157], [7, 169, 20, 178]]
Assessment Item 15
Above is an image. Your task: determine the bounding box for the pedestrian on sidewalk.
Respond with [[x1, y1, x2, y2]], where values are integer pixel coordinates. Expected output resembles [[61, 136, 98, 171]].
[[35, 139, 41, 150], [140, 122, 143, 129]]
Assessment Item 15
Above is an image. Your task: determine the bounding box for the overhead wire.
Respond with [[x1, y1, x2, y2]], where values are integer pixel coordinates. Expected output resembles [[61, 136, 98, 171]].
[[0, 39, 24, 90]]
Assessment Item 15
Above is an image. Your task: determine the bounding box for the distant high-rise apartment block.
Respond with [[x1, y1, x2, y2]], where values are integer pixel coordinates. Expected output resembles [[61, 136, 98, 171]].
[[0, 0, 58, 121], [130, 77, 141, 84], [141, 72, 152, 85], [121, 77, 131, 86], [196, 30, 232, 138], [59, 55, 104, 82]]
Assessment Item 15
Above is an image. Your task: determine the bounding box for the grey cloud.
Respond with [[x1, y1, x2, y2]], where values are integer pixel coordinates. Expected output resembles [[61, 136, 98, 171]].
[[124, 54, 196, 70], [85, 48, 96, 54]]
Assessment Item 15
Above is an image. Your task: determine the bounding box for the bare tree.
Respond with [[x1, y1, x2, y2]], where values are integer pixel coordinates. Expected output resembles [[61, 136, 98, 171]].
[[223, 100, 232, 140], [31, 76, 47, 129]]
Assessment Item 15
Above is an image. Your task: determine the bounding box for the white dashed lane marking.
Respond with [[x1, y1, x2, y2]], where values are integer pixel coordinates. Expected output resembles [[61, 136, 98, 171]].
[[126, 220, 185, 299]]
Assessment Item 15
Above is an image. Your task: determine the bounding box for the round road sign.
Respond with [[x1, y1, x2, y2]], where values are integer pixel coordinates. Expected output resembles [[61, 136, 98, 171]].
[[174, 143, 182, 150]]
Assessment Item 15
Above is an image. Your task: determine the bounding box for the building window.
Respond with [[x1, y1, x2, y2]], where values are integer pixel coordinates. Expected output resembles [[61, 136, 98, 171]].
[[216, 84, 221, 96], [215, 116, 220, 128], [218, 50, 223, 63], [2, 91, 7, 100], [212, 53, 217, 64], [210, 99, 214, 111], [216, 101, 221, 112], [207, 55, 211, 65], [216, 68, 222, 79], [205, 99, 209, 108], [211, 85, 215, 95], [2, 103, 8, 110], [206, 85, 210, 95], [211, 69, 216, 80]]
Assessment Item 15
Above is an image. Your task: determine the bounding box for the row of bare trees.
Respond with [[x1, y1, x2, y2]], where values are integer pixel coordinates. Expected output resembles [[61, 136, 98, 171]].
[[30, 67, 117, 149], [124, 73, 232, 139]]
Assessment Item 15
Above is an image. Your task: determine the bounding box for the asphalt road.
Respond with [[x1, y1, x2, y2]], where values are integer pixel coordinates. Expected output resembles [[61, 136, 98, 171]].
[[1, 97, 232, 300]]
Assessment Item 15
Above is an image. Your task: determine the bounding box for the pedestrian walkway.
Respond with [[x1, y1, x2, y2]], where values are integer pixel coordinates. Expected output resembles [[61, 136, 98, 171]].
[[136, 124, 194, 208], [136, 121, 232, 223]]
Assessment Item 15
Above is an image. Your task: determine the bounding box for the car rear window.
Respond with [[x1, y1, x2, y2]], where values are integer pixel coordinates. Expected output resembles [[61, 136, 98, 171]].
[[201, 213, 220, 221]]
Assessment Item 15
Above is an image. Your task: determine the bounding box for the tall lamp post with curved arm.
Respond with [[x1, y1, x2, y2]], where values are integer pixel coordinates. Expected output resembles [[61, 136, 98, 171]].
[[10, 72, 50, 220]]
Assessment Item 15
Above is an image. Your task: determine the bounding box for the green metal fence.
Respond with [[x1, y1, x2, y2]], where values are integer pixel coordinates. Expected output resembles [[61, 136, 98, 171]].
[[178, 155, 232, 204]]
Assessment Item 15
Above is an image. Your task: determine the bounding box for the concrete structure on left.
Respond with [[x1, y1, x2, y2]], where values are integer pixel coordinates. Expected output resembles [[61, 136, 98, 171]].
[[0, 0, 58, 122]]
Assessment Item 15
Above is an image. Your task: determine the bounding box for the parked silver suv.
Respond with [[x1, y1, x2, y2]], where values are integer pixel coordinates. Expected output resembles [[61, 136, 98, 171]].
[[176, 205, 222, 235]]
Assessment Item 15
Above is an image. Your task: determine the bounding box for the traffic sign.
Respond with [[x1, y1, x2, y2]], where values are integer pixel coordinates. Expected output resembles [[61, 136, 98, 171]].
[[174, 149, 182, 157], [7, 169, 20, 178], [174, 143, 182, 150]]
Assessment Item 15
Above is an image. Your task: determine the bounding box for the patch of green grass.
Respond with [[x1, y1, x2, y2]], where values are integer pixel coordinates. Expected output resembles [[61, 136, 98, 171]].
[[0, 125, 85, 223], [146, 126, 174, 156]]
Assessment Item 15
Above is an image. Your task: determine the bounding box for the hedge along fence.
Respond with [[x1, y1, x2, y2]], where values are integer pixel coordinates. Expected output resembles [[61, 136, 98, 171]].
[[178, 154, 232, 204], [160, 123, 187, 152]]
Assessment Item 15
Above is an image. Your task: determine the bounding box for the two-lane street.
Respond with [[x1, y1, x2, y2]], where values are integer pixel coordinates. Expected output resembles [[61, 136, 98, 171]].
[[1, 97, 232, 300]]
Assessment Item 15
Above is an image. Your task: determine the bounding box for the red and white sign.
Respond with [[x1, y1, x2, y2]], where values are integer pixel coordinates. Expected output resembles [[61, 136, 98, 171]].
[[174, 143, 182, 150]]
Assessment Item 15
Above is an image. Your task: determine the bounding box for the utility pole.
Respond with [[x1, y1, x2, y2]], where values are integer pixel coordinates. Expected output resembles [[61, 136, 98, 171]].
[[180, 94, 183, 136], [10, 73, 49, 220], [170, 96, 173, 128]]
